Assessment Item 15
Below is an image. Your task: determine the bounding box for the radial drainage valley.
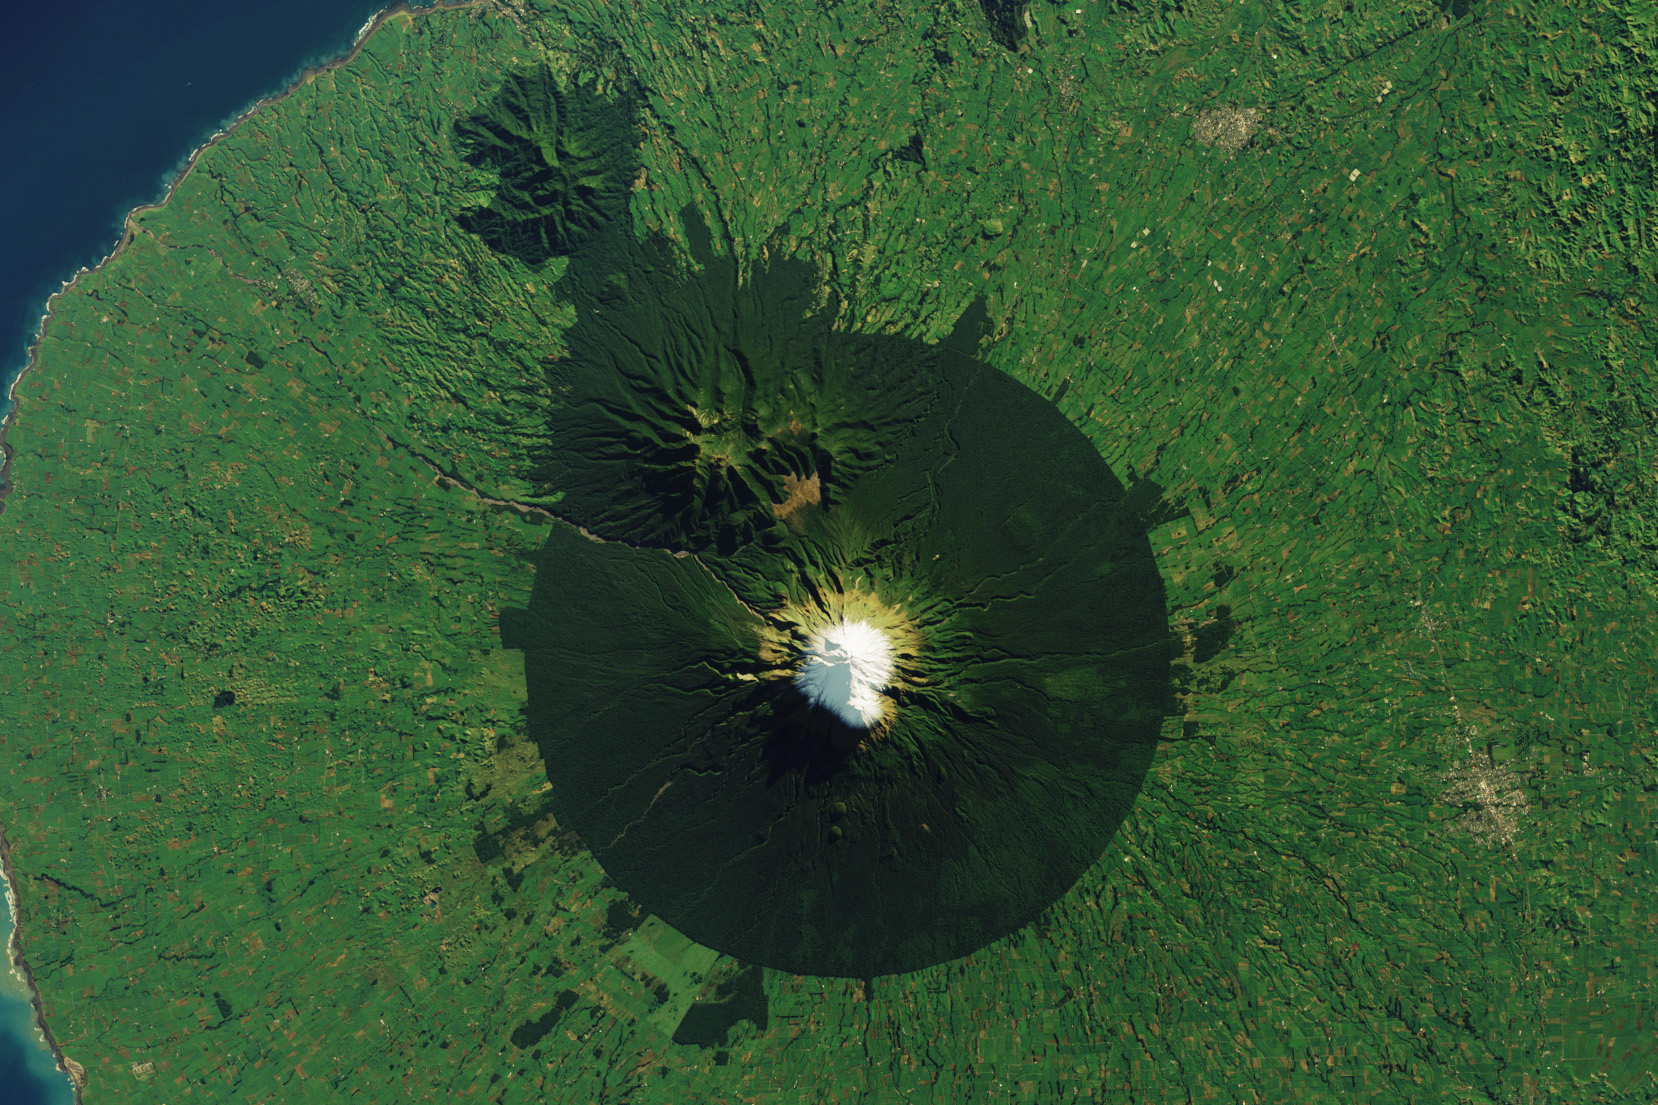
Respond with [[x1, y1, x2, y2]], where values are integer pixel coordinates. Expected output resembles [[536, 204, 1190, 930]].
[[0, 1, 1653, 1102]]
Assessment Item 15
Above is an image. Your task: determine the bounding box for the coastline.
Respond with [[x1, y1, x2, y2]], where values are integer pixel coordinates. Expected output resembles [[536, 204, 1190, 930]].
[[0, 0, 481, 515], [0, 827, 79, 1104], [0, 1, 485, 1094]]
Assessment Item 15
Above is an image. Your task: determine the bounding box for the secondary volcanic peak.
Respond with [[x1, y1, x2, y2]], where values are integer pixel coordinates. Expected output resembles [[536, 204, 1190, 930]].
[[508, 372, 1171, 976], [508, 204, 1172, 976], [796, 618, 895, 729]]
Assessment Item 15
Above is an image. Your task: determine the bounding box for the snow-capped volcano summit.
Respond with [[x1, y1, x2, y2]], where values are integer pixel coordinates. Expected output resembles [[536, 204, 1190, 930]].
[[795, 618, 894, 728]]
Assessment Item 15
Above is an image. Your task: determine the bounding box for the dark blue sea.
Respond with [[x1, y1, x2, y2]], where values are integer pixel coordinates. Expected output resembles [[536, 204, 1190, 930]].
[[0, 0, 440, 429], [1, 5, 439, 1099], [0, 874, 71, 1105]]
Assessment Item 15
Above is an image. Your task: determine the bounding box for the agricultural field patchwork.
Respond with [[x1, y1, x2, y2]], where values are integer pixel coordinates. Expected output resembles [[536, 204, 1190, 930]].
[[1, 1, 1655, 1102]]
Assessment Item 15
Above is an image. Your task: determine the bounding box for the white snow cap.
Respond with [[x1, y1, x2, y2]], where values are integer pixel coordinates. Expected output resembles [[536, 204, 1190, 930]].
[[795, 618, 895, 728]]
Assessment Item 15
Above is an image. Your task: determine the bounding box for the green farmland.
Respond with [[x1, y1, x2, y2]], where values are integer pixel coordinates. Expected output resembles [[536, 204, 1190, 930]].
[[1, 1, 1655, 1102]]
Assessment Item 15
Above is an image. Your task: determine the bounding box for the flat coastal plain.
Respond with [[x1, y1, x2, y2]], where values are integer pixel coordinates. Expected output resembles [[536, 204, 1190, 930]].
[[1, 1, 1655, 1103]]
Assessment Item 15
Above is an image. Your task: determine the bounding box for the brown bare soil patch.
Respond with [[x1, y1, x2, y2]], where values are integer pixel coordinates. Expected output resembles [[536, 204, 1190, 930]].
[[772, 471, 822, 531]]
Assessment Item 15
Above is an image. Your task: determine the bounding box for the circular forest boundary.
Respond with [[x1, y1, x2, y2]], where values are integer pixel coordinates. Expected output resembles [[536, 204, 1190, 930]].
[[0, 1, 1655, 1103]]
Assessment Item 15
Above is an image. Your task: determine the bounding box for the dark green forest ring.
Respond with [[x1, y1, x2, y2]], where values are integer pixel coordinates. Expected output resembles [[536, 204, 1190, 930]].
[[502, 219, 1177, 977]]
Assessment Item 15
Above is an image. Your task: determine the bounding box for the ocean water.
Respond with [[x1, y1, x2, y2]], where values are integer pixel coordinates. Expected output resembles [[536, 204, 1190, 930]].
[[0, 0, 437, 1090], [0, 874, 72, 1105], [0, 0, 438, 426]]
